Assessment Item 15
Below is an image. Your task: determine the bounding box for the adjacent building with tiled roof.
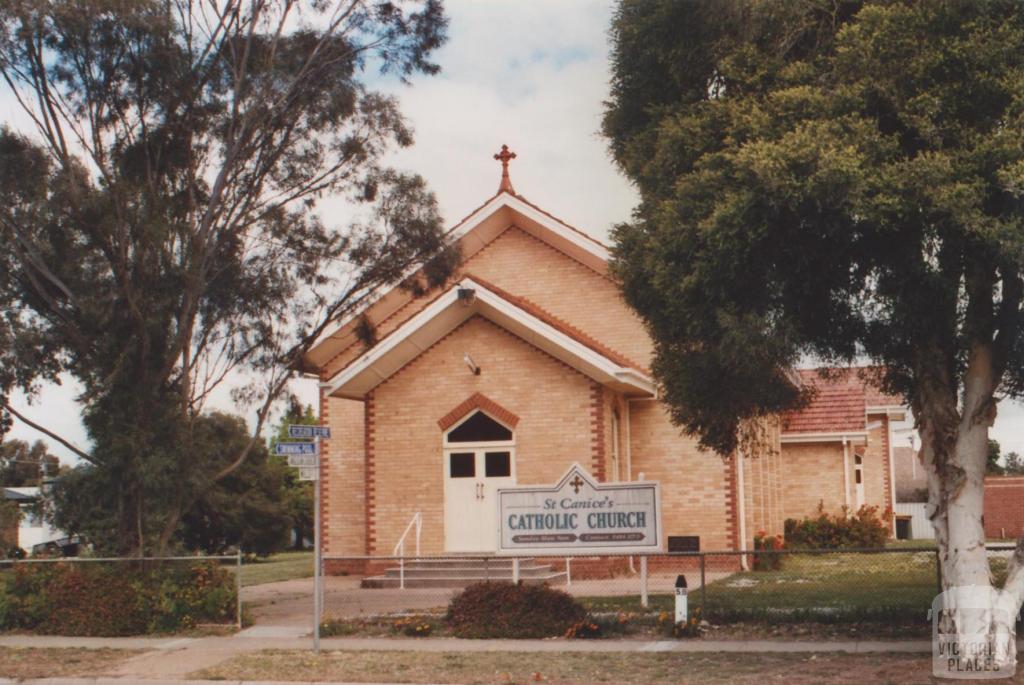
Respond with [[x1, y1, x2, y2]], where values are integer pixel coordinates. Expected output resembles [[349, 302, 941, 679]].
[[779, 368, 907, 522]]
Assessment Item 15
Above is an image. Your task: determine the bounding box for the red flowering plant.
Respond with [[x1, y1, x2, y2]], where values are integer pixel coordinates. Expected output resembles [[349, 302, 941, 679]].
[[752, 530, 785, 571]]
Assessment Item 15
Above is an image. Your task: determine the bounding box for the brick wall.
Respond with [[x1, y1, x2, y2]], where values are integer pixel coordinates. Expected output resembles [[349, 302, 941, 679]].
[[741, 418, 785, 544], [321, 393, 367, 558], [366, 315, 595, 555], [321, 226, 652, 379], [984, 477, 1024, 539], [627, 399, 733, 551], [780, 442, 847, 520]]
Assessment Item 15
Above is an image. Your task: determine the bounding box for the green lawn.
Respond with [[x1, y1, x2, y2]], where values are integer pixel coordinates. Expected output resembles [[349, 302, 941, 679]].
[[239, 551, 314, 587], [581, 550, 959, 624], [700, 550, 940, 623]]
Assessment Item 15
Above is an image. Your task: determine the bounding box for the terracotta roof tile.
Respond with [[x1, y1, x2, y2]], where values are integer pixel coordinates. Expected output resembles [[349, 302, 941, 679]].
[[781, 367, 903, 434]]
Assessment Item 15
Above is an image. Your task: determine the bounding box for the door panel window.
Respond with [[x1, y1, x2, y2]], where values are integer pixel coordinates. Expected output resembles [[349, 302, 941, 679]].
[[485, 451, 511, 478], [449, 452, 475, 478]]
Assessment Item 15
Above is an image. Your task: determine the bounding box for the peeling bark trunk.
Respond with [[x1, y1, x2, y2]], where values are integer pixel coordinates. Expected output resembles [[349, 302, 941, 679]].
[[922, 344, 1024, 668]]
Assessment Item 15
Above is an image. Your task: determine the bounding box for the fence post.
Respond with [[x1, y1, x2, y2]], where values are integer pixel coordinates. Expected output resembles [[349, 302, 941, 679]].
[[513, 557, 520, 584], [565, 557, 572, 587], [700, 553, 707, 614], [640, 556, 648, 608], [236, 549, 243, 630]]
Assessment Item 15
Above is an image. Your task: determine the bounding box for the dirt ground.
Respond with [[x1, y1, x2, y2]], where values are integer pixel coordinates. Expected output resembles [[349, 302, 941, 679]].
[[0, 648, 141, 679], [194, 649, 983, 685]]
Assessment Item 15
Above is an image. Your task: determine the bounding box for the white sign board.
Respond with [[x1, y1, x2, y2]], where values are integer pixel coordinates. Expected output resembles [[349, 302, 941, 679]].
[[287, 454, 318, 468], [288, 424, 331, 439], [497, 463, 662, 555], [297, 466, 319, 481]]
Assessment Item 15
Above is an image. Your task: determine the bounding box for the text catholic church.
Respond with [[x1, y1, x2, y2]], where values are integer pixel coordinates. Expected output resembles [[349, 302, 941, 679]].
[[303, 147, 907, 569]]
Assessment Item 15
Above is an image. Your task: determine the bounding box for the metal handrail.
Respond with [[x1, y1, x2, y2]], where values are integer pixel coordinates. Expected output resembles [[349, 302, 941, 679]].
[[394, 512, 422, 590]]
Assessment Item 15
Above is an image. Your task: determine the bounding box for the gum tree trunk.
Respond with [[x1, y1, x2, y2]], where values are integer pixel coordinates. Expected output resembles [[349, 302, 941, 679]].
[[922, 344, 1024, 667]]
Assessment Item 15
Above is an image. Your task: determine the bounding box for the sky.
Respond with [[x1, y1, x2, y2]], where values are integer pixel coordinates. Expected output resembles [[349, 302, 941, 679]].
[[4, 0, 1024, 464]]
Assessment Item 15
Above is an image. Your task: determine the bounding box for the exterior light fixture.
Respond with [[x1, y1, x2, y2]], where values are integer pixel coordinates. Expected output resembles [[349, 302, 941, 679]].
[[463, 353, 481, 375]]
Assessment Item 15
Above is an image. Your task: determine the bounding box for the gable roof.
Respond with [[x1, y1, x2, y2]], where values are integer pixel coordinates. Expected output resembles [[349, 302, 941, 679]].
[[781, 368, 906, 438], [322, 276, 655, 400], [303, 190, 610, 375]]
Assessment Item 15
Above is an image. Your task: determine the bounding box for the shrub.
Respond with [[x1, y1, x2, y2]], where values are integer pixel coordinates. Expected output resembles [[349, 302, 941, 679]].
[[446, 582, 586, 639], [784, 502, 890, 549], [752, 530, 784, 571], [1, 561, 237, 636]]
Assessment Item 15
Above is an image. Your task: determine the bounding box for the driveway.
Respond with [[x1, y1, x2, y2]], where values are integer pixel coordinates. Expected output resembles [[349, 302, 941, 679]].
[[244, 575, 458, 627], [243, 571, 729, 628]]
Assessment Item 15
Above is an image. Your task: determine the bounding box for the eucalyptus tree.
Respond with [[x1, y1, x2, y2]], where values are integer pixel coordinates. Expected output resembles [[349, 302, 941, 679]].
[[605, 0, 1024, 655], [0, 0, 456, 555]]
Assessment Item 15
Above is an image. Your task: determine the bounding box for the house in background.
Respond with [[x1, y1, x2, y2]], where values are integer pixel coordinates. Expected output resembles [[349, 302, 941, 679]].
[[302, 150, 908, 573], [779, 369, 906, 525], [4, 486, 64, 553]]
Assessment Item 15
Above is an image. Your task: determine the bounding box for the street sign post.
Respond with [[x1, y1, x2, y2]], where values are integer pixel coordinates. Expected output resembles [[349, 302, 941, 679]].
[[283, 424, 326, 654], [288, 425, 331, 439], [275, 442, 318, 455]]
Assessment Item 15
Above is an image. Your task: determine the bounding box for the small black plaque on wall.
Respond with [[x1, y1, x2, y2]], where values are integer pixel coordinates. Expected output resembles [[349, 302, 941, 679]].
[[667, 535, 700, 553]]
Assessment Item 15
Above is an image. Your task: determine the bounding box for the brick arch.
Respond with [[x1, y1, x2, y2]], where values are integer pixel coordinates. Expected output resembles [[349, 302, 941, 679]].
[[436, 392, 520, 431]]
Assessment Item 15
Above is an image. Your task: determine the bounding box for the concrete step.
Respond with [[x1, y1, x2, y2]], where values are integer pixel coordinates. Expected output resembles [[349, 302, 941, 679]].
[[390, 557, 536, 569], [360, 571, 569, 589], [378, 565, 556, 579]]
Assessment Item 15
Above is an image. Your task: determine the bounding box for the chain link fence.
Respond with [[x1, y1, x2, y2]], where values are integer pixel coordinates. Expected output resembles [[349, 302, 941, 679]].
[[318, 546, 1017, 632]]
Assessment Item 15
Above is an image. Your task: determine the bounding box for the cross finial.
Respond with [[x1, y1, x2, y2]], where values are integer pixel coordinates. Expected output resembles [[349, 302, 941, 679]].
[[570, 475, 585, 494], [493, 144, 517, 194]]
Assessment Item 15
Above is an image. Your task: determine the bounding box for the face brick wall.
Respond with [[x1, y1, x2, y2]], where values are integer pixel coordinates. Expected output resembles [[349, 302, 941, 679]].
[[320, 226, 652, 380], [740, 419, 785, 544], [780, 442, 848, 520], [367, 315, 595, 555], [984, 477, 1024, 539], [321, 394, 367, 557], [627, 399, 733, 551]]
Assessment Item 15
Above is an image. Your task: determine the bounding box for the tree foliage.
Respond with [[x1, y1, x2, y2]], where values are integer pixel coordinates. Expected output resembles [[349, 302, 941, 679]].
[[0, 0, 455, 555], [604, 0, 1024, 628], [268, 399, 317, 550], [0, 439, 60, 486], [606, 0, 1024, 453]]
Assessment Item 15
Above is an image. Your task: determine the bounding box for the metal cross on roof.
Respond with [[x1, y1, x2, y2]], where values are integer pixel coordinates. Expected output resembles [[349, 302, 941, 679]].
[[494, 144, 517, 194]]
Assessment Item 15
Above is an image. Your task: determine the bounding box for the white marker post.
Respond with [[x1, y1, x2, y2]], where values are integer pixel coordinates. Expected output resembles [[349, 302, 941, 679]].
[[674, 574, 688, 624], [283, 424, 330, 653]]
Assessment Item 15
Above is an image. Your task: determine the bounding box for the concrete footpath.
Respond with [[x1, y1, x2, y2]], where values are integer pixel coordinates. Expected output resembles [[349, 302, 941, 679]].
[[0, 631, 939, 684]]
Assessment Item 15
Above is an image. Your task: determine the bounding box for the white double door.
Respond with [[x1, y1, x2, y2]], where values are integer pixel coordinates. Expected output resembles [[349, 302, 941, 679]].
[[443, 447, 515, 552]]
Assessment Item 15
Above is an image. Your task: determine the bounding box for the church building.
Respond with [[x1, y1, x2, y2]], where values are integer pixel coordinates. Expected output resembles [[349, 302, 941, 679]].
[[302, 148, 907, 568]]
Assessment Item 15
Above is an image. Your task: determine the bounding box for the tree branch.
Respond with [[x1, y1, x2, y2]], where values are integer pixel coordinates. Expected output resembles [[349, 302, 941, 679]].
[[1, 401, 95, 465]]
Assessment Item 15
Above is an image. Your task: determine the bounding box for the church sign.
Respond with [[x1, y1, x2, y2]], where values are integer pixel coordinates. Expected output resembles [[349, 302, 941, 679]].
[[496, 464, 662, 555]]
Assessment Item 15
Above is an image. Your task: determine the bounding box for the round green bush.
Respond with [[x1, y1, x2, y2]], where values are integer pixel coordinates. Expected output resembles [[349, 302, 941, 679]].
[[445, 582, 586, 639]]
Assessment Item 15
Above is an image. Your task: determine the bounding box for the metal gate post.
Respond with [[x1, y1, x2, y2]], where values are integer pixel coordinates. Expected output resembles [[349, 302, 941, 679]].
[[236, 549, 243, 629], [640, 556, 649, 608], [700, 553, 707, 613]]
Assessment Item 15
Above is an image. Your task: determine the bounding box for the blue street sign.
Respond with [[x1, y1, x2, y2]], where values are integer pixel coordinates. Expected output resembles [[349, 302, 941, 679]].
[[275, 441, 318, 456], [288, 425, 331, 439]]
